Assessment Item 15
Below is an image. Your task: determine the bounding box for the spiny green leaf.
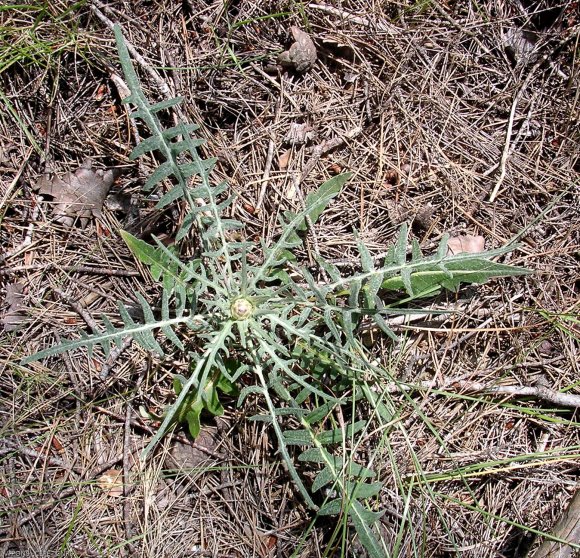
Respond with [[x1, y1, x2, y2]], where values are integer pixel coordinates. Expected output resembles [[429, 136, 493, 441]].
[[302, 172, 351, 229], [21, 314, 192, 364], [394, 222, 408, 265], [381, 258, 532, 294], [144, 161, 173, 191], [284, 173, 351, 236], [298, 447, 325, 463], [130, 136, 163, 160], [185, 406, 202, 438], [131, 96, 183, 118]]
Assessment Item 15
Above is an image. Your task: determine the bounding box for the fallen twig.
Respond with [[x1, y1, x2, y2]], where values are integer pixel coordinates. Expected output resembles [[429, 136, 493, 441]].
[[0, 263, 140, 277], [308, 2, 401, 35], [385, 377, 580, 408], [489, 25, 579, 202], [0, 439, 80, 474], [255, 138, 276, 211], [52, 287, 99, 332], [52, 287, 133, 380], [0, 452, 133, 536], [531, 490, 580, 558], [123, 405, 137, 555], [90, 0, 171, 97]]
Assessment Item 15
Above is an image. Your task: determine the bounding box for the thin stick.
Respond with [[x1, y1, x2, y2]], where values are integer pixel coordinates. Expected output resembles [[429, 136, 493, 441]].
[[0, 439, 81, 474], [0, 452, 140, 535], [255, 138, 276, 211], [52, 287, 99, 332], [386, 378, 580, 408], [90, 0, 172, 97], [488, 82, 526, 202], [308, 2, 401, 35], [489, 25, 579, 202], [123, 405, 136, 554], [0, 263, 140, 277]]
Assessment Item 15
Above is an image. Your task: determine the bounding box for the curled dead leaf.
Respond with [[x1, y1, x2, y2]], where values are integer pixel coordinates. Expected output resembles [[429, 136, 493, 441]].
[[1, 282, 26, 332], [278, 26, 317, 73], [446, 234, 485, 255], [242, 202, 256, 215], [384, 169, 399, 185], [278, 149, 291, 170], [97, 468, 124, 497], [35, 159, 116, 228]]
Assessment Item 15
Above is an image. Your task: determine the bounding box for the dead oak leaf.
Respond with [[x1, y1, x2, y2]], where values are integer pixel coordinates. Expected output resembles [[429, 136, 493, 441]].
[[35, 159, 116, 228], [447, 234, 486, 255]]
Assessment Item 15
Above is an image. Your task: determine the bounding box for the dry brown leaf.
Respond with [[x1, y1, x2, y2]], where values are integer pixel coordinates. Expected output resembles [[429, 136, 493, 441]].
[[35, 159, 116, 228], [447, 234, 485, 255], [285, 183, 297, 200], [97, 468, 123, 497], [278, 26, 317, 73], [1, 282, 26, 332], [278, 149, 292, 169]]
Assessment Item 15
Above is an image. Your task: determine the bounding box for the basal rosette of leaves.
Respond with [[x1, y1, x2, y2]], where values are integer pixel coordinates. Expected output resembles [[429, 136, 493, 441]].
[[22, 25, 532, 557]]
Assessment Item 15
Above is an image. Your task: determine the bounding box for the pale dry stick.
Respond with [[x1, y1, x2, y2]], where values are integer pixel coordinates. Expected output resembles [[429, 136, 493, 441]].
[[489, 25, 580, 202], [385, 377, 580, 408], [52, 287, 99, 333], [99, 337, 134, 380], [0, 439, 80, 474], [0, 263, 140, 277], [460, 381, 580, 408], [109, 71, 141, 142], [481, 91, 539, 179], [488, 81, 529, 202], [0, 451, 144, 536], [51, 287, 134, 380], [531, 490, 580, 558], [123, 405, 137, 555], [255, 138, 276, 212], [308, 2, 401, 35], [91, 0, 171, 97]]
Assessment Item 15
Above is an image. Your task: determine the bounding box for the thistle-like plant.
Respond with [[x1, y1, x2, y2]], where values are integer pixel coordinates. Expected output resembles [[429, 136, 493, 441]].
[[22, 25, 531, 556]]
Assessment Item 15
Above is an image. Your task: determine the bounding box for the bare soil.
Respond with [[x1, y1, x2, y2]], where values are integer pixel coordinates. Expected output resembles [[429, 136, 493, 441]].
[[1, 1, 579, 557]]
